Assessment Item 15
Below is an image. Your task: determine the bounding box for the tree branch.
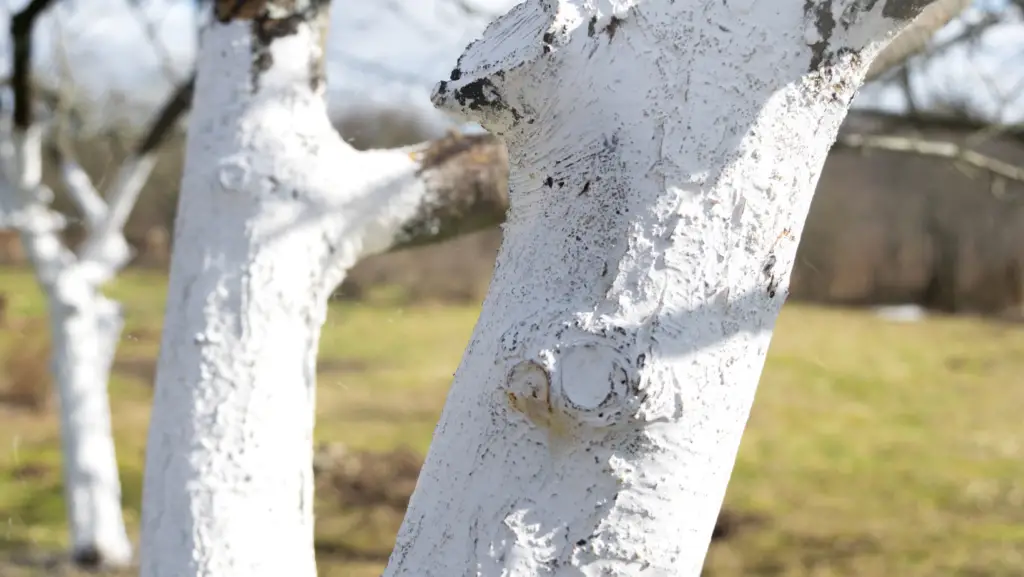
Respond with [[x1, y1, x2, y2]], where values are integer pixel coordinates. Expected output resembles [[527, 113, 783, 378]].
[[75, 76, 194, 276], [864, 0, 972, 82], [846, 108, 1024, 144], [48, 139, 108, 229], [389, 131, 508, 251], [835, 132, 1024, 185], [10, 0, 57, 130], [137, 75, 195, 154], [123, 0, 184, 84], [447, 0, 503, 19]]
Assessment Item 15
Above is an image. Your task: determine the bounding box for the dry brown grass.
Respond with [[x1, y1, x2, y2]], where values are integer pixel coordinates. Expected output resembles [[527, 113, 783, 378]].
[[314, 443, 422, 513], [0, 320, 51, 413], [2, 268, 1023, 576], [0, 291, 9, 327]]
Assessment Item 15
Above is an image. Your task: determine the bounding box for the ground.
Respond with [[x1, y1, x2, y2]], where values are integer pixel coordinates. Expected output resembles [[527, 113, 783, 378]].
[[0, 267, 1022, 576]]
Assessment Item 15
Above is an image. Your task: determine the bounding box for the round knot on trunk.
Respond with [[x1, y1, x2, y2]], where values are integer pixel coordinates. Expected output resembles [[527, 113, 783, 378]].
[[503, 333, 646, 432]]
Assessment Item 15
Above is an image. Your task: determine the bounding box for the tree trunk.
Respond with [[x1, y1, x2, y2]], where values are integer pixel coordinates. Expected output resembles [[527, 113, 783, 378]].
[[1, 127, 134, 566], [384, 1, 940, 575], [3, 0, 191, 562], [138, 18, 338, 577], [138, 4, 507, 576], [46, 283, 131, 566]]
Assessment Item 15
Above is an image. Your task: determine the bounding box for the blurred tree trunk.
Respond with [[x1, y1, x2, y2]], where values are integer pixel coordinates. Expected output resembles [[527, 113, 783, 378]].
[[0, 0, 189, 567], [138, 3, 508, 576]]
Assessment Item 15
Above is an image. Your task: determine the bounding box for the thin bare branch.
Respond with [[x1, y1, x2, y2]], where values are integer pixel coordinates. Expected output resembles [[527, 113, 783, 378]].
[[916, 10, 999, 58], [850, 108, 1024, 144], [123, 0, 183, 83], [77, 75, 194, 273], [136, 75, 194, 155], [446, 0, 503, 19], [10, 0, 57, 130], [48, 140, 108, 229], [835, 132, 1024, 184], [865, 0, 973, 82]]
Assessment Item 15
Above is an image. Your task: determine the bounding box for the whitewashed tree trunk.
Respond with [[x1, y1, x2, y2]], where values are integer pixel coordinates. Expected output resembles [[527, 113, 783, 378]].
[[383, 1, 942, 575], [1, 4, 194, 561], [45, 276, 129, 566], [137, 3, 507, 576], [0, 125, 136, 567]]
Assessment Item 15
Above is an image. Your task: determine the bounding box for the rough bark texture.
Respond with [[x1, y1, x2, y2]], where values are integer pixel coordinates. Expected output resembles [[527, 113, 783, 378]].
[[138, 2, 508, 576], [385, 1, 938, 576], [391, 131, 509, 251]]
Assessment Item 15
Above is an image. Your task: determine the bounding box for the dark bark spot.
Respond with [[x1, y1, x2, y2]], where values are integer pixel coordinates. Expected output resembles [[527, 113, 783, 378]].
[[253, 12, 305, 43], [450, 77, 522, 125], [542, 31, 554, 54], [217, 0, 328, 92], [453, 78, 499, 111], [449, 68, 462, 81], [882, 0, 930, 19], [763, 254, 776, 277], [215, 0, 264, 22], [578, 180, 591, 196], [764, 253, 780, 298], [310, 54, 325, 92], [544, 176, 554, 187], [606, 16, 622, 40], [804, 0, 836, 70], [254, 50, 274, 74], [588, 16, 597, 37]]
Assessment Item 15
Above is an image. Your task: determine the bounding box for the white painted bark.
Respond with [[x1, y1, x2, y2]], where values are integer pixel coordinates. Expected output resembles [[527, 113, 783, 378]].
[[0, 122, 141, 566], [384, 1, 939, 576], [45, 272, 131, 566], [137, 6, 507, 576]]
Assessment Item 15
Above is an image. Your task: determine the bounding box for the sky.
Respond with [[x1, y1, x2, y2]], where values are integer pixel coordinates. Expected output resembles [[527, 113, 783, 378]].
[[0, 0, 1020, 133]]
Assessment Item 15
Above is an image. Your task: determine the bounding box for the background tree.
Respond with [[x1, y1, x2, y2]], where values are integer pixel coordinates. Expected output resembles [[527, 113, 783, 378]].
[[0, 0, 193, 566], [137, 1, 508, 575]]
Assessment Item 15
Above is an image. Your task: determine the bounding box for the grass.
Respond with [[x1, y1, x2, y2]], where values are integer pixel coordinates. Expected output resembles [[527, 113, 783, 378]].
[[1, 266, 1023, 576]]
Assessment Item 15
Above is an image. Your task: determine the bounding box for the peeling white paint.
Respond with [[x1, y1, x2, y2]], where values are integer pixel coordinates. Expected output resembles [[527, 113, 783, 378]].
[[384, 1, 936, 576]]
